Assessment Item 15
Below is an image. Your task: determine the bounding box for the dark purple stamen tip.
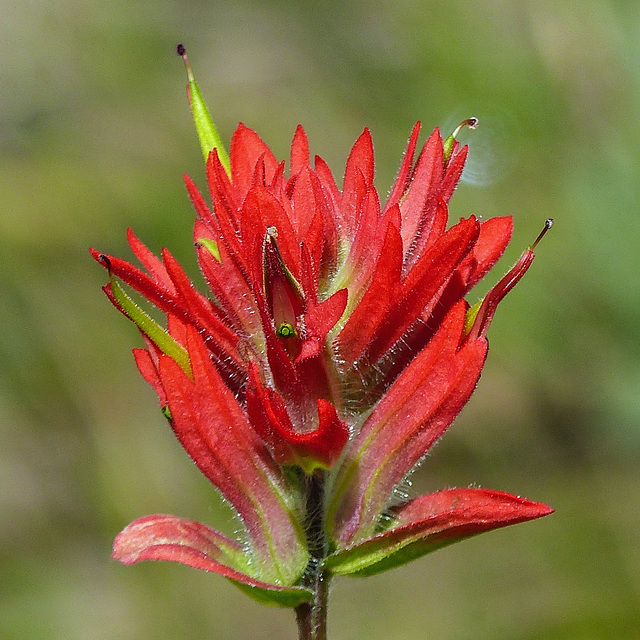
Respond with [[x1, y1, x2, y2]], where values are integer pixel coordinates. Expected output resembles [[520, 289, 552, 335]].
[[531, 218, 554, 251]]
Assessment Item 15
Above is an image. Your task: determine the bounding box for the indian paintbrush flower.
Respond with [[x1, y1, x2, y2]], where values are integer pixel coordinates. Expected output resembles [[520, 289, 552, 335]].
[[93, 45, 553, 637]]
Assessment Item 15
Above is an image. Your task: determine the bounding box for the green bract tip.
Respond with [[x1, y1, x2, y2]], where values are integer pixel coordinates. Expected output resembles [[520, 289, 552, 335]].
[[443, 117, 478, 164], [109, 272, 193, 379], [197, 237, 222, 263], [177, 44, 231, 175]]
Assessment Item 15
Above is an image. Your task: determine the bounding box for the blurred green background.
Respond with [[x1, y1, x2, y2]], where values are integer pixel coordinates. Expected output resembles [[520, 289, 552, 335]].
[[2, 0, 640, 638]]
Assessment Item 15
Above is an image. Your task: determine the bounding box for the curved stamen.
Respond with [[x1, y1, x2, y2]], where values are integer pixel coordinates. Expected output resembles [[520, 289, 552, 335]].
[[466, 219, 553, 340]]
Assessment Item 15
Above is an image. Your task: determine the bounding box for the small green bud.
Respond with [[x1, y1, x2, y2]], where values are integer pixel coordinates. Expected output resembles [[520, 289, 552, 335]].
[[463, 299, 482, 337], [197, 237, 222, 263], [161, 405, 173, 421], [276, 322, 297, 338]]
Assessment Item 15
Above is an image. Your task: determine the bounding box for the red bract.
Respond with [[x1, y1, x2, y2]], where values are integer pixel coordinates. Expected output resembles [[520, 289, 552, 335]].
[[94, 115, 552, 608]]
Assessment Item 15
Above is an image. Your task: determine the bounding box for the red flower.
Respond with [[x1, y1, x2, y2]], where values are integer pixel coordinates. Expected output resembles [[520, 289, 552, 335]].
[[93, 62, 552, 608]]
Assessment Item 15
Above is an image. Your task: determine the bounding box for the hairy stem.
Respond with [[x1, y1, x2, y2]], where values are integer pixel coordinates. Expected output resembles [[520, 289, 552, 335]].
[[295, 471, 331, 640]]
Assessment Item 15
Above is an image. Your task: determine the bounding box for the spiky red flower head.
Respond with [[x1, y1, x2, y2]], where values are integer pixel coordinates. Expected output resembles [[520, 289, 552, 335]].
[[93, 52, 552, 607]]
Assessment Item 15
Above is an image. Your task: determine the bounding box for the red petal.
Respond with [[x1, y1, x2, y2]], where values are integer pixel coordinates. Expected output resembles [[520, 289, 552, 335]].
[[246, 363, 297, 463], [126, 229, 175, 291], [290, 125, 310, 176], [345, 186, 383, 293], [402, 195, 449, 272], [133, 348, 166, 405], [314, 155, 341, 214], [315, 156, 342, 226], [344, 128, 374, 190], [341, 129, 375, 236], [184, 173, 217, 229], [206, 151, 248, 273], [302, 209, 326, 285], [384, 215, 512, 378], [254, 291, 301, 396], [465, 215, 513, 288], [270, 160, 287, 193], [384, 121, 421, 214], [328, 302, 488, 545], [247, 364, 349, 471], [325, 489, 553, 576], [303, 288, 348, 353], [112, 514, 312, 605], [363, 215, 480, 366], [440, 144, 468, 202], [467, 247, 536, 341], [336, 220, 403, 365], [113, 514, 245, 569], [161, 248, 243, 372], [91, 249, 197, 329], [194, 219, 262, 339], [230, 123, 279, 195], [241, 185, 300, 279], [398, 128, 444, 259], [158, 327, 307, 581], [392, 488, 554, 527], [308, 399, 350, 469], [291, 165, 326, 245]]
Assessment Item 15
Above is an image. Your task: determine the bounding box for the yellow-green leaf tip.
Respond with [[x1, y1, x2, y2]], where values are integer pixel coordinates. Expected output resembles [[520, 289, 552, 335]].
[[177, 44, 231, 175]]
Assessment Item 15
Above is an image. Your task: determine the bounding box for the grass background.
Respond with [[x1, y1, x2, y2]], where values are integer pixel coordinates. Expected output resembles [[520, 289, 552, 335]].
[[2, 0, 640, 638]]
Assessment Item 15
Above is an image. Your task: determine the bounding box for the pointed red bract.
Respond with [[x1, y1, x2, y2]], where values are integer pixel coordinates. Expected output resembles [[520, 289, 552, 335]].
[[361, 214, 480, 367], [97, 120, 551, 602], [325, 489, 554, 576], [327, 301, 489, 545], [336, 220, 403, 364], [230, 123, 279, 195], [157, 326, 308, 585], [247, 363, 349, 472], [113, 515, 312, 606]]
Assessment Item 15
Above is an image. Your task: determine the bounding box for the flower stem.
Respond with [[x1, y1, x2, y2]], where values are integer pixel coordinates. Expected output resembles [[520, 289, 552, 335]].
[[295, 471, 331, 640]]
